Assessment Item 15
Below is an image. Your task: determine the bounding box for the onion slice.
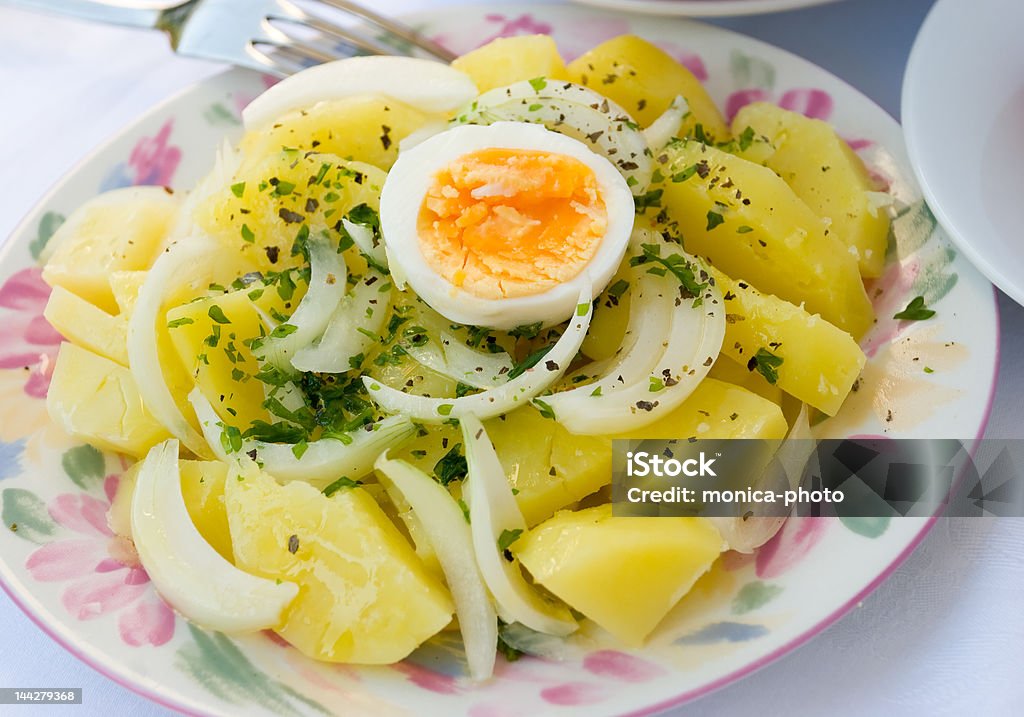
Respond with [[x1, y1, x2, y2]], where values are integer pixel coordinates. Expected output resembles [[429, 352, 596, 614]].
[[189, 388, 415, 488], [128, 237, 234, 458], [405, 332, 515, 390], [291, 270, 392, 374], [454, 79, 653, 195], [242, 56, 478, 129], [361, 286, 593, 423], [375, 453, 498, 680], [643, 95, 689, 150], [461, 414, 577, 636], [257, 237, 348, 371], [131, 439, 298, 631], [543, 241, 725, 434], [709, 404, 813, 553]]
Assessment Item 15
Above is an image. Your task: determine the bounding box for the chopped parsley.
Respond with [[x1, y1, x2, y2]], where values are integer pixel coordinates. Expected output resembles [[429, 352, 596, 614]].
[[497, 528, 523, 552], [207, 305, 230, 324], [322, 476, 362, 497], [893, 295, 935, 321], [706, 210, 725, 231], [533, 398, 556, 420], [748, 347, 784, 384], [433, 444, 468, 486], [230, 182, 246, 198], [508, 344, 554, 380], [166, 316, 194, 329], [634, 188, 663, 212]]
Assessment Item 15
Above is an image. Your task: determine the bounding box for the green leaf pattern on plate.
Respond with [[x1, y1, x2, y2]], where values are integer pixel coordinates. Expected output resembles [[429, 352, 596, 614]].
[[2, 488, 57, 543]]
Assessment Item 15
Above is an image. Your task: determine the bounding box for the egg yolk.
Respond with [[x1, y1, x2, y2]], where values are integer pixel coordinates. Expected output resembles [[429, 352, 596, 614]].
[[418, 148, 608, 299]]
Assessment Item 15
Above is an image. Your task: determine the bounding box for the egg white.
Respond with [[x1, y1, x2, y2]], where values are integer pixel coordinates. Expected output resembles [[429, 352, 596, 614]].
[[379, 121, 635, 329]]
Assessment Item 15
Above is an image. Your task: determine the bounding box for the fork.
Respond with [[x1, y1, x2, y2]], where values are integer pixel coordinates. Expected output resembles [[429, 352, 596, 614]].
[[4, 0, 456, 75]]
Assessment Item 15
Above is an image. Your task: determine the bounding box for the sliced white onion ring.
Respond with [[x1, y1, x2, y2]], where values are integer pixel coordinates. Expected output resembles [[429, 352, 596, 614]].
[[128, 237, 235, 459], [643, 96, 689, 151], [257, 237, 348, 372], [341, 217, 387, 269], [544, 241, 725, 434], [405, 332, 515, 390], [461, 414, 577, 636], [131, 439, 298, 632], [243, 56, 478, 129], [455, 79, 653, 195], [291, 270, 392, 374], [375, 453, 498, 680], [709, 404, 813, 553], [189, 388, 415, 488], [361, 286, 593, 423]]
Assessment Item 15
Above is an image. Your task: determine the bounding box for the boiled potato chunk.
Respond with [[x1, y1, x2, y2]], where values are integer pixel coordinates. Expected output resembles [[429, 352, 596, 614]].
[[615, 377, 788, 440], [109, 459, 232, 561], [47, 342, 170, 457], [515, 504, 723, 645], [452, 35, 568, 93], [733, 103, 890, 277], [654, 140, 873, 338], [486, 409, 612, 527], [44, 286, 128, 366], [567, 35, 728, 140], [225, 470, 453, 663], [166, 287, 277, 428], [179, 460, 232, 561], [193, 151, 386, 273], [714, 269, 865, 416], [42, 187, 179, 313], [109, 270, 148, 319], [239, 96, 433, 171]]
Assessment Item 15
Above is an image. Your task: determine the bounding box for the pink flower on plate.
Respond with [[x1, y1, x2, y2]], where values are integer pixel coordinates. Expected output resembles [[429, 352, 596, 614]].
[[100, 120, 182, 191], [725, 87, 835, 124], [0, 267, 61, 399], [24, 475, 175, 647]]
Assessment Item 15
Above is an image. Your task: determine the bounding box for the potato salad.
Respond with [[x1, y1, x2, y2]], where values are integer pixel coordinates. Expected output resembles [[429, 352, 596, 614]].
[[39, 34, 887, 679]]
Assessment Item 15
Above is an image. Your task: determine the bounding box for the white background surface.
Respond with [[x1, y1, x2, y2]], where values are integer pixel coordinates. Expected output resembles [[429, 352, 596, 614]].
[[0, 0, 1021, 715]]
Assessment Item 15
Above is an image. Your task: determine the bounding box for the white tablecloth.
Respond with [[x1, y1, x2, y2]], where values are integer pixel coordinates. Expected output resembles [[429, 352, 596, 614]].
[[1, 0, 1021, 714]]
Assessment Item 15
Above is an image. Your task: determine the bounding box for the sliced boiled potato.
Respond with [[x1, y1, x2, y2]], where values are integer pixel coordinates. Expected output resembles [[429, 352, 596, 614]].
[[132, 441, 298, 632], [109, 270, 148, 319], [47, 342, 170, 457], [732, 102, 890, 277], [452, 35, 569, 93], [654, 140, 873, 338], [193, 151, 385, 274], [166, 288, 274, 429], [486, 409, 612, 527], [239, 96, 434, 171], [515, 504, 723, 645], [614, 377, 788, 440], [42, 187, 179, 313], [44, 286, 128, 366], [737, 102, 888, 276], [714, 269, 865, 416], [567, 34, 728, 139], [225, 469, 453, 664]]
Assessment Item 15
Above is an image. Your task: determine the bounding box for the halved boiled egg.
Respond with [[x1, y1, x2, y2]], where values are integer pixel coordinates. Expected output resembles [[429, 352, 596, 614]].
[[379, 121, 635, 328]]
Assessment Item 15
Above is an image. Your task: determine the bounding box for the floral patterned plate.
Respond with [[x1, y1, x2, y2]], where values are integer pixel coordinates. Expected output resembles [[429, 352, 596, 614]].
[[0, 4, 998, 716], [569, 0, 842, 19]]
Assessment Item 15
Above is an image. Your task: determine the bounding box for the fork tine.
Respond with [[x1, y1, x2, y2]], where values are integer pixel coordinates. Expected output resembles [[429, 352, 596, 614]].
[[271, 14, 397, 59], [307, 0, 457, 63]]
